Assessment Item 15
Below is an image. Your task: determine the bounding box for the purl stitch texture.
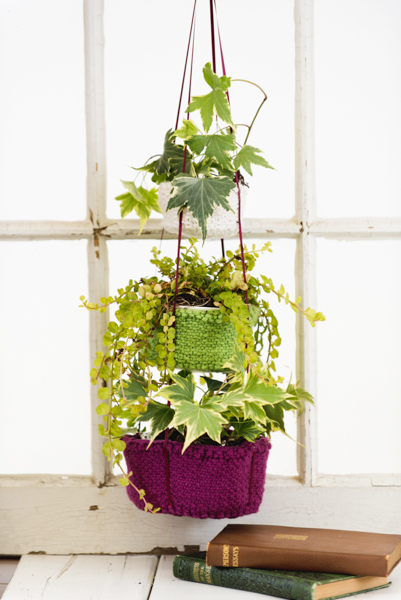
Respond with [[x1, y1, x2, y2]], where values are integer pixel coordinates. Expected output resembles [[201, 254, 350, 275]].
[[123, 435, 271, 519], [174, 307, 237, 372], [149, 306, 260, 372]]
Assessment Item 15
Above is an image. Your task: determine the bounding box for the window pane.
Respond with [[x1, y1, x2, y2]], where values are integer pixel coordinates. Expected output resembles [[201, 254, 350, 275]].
[[0, 0, 86, 221], [108, 237, 297, 476], [0, 241, 91, 474], [316, 239, 401, 474], [315, 0, 401, 218], [104, 0, 295, 221]]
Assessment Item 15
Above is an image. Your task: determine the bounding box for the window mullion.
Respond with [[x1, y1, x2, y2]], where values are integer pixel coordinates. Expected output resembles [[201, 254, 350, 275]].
[[295, 0, 318, 486], [84, 0, 110, 484]]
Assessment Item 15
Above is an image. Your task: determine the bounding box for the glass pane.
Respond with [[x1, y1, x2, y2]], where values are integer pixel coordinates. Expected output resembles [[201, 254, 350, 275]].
[[0, 241, 91, 474], [108, 237, 297, 476], [0, 0, 86, 221], [104, 0, 295, 221], [316, 239, 401, 474], [315, 0, 401, 218]]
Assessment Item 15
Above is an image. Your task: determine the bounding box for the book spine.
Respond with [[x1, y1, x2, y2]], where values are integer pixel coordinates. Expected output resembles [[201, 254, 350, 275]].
[[173, 555, 314, 600], [206, 543, 388, 577]]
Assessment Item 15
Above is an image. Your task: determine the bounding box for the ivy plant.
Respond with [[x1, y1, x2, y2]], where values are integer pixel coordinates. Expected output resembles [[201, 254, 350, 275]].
[[116, 62, 274, 240], [81, 240, 325, 511]]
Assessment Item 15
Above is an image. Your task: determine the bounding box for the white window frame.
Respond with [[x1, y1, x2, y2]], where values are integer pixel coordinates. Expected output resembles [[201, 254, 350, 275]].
[[1, 0, 400, 555]]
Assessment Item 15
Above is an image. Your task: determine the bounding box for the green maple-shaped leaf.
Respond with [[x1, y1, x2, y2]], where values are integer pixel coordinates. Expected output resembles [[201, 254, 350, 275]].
[[186, 62, 234, 133], [232, 420, 265, 442], [168, 174, 235, 241], [174, 119, 199, 140], [186, 134, 236, 171], [170, 400, 228, 452], [233, 145, 275, 176], [135, 400, 174, 443], [156, 372, 196, 404], [244, 372, 289, 405], [154, 130, 186, 175]]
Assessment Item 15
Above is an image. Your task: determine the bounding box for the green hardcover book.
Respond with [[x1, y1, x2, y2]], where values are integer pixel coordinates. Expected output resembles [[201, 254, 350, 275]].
[[172, 552, 391, 600]]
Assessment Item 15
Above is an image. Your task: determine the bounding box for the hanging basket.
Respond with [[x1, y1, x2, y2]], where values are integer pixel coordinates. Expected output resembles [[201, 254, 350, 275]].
[[158, 181, 248, 239], [123, 434, 271, 519]]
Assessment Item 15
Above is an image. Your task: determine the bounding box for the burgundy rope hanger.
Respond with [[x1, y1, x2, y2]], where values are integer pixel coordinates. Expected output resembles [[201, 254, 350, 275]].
[[165, 0, 254, 509], [212, 0, 249, 306], [164, 0, 197, 510], [212, 0, 254, 499]]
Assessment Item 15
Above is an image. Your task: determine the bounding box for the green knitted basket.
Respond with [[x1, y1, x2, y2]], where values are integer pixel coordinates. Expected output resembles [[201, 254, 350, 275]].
[[172, 305, 259, 372]]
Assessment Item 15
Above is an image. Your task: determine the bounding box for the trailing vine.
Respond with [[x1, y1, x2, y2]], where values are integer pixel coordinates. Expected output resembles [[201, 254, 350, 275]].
[[81, 240, 325, 509]]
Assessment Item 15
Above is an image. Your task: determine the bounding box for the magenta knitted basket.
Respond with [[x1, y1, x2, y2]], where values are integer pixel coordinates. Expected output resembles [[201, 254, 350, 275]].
[[123, 435, 271, 519]]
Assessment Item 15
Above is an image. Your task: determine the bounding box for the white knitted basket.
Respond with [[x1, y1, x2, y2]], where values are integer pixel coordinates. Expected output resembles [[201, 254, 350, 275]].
[[158, 181, 248, 239]]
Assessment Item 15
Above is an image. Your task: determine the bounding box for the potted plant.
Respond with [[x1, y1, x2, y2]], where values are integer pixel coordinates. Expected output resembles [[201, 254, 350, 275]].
[[115, 62, 274, 240], [81, 240, 325, 518]]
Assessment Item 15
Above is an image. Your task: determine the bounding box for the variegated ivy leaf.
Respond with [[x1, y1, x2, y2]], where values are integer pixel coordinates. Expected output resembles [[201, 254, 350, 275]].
[[133, 201, 157, 234], [222, 344, 247, 383], [218, 387, 245, 411], [243, 399, 267, 425], [233, 145, 274, 176], [203, 376, 231, 393], [174, 119, 199, 140], [186, 134, 236, 171], [231, 420, 265, 443], [116, 184, 161, 232], [186, 62, 234, 133], [263, 403, 286, 433], [244, 371, 290, 405], [168, 174, 235, 242], [170, 401, 228, 452], [156, 372, 196, 404], [169, 153, 196, 177], [135, 400, 174, 444], [201, 396, 226, 413], [153, 130, 186, 175], [286, 383, 314, 412]]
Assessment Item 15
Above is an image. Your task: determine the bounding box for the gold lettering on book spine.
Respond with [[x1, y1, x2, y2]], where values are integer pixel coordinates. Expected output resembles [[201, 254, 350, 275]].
[[205, 565, 212, 584], [222, 544, 230, 566], [193, 562, 200, 582], [233, 546, 239, 567], [273, 534, 308, 541]]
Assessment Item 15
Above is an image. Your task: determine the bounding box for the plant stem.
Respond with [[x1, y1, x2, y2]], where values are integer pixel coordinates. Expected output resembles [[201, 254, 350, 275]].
[[244, 97, 267, 145], [231, 79, 268, 145], [231, 79, 267, 98]]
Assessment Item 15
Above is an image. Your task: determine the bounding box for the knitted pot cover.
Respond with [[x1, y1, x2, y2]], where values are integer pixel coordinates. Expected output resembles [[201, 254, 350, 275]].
[[148, 306, 259, 372], [123, 435, 272, 519], [158, 181, 248, 239]]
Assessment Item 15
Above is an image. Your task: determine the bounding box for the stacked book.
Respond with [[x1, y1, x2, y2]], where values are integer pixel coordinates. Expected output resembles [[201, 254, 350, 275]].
[[173, 524, 401, 600]]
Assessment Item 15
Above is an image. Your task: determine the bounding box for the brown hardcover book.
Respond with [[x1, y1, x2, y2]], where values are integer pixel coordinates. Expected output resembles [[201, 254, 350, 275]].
[[206, 524, 401, 577]]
